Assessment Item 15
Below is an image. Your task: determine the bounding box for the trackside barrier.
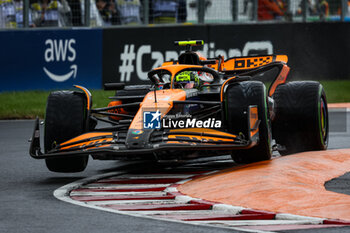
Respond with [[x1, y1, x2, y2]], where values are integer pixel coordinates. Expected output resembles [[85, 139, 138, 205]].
[[0, 23, 349, 91], [102, 23, 350, 85], [0, 28, 102, 91]]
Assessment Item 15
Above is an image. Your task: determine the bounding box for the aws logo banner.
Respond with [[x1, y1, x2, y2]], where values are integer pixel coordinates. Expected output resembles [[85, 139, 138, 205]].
[[0, 29, 102, 91], [44, 39, 77, 82], [32, 29, 103, 90]]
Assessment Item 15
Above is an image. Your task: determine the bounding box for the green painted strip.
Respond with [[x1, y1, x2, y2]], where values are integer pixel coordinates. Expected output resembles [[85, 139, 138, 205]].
[[318, 86, 325, 146], [263, 86, 272, 152]]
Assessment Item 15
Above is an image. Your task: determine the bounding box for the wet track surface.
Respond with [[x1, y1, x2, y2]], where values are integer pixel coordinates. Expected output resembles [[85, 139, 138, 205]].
[[1, 110, 350, 233]]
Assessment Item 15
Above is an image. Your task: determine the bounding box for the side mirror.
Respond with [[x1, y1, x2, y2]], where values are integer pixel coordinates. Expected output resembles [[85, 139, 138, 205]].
[[149, 75, 161, 86], [104, 83, 125, 90]]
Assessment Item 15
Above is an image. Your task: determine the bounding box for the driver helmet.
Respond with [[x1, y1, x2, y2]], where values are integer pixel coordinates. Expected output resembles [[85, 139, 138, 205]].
[[175, 71, 200, 89]]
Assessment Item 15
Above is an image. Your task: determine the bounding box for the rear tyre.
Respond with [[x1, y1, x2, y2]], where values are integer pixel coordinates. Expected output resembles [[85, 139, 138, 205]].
[[225, 81, 272, 163], [44, 91, 89, 173], [272, 81, 328, 155]]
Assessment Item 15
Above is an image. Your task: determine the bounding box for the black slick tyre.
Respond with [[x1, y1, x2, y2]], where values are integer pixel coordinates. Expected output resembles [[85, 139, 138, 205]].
[[225, 81, 272, 163], [44, 91, 89, 172], [272, 81, 329, 155]]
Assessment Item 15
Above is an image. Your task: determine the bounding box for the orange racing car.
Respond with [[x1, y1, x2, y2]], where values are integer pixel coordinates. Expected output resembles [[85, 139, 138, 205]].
[[30, 40, 329, 172]]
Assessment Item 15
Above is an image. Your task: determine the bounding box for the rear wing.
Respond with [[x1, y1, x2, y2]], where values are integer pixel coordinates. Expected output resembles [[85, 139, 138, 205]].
[[162, 54, 288, 72], [218, 55, 290, 97], [169, 40, 288, 72], [209, 55, 288, 72]]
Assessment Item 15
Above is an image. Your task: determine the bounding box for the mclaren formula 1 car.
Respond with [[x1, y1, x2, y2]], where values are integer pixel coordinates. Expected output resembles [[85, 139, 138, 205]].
[[30, 40, 329, 172]]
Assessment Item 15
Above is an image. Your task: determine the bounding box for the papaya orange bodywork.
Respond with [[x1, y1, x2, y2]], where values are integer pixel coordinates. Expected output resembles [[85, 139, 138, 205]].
[[223, 56, 274, 71], [275, 55, 288, 63], [74, 85, 92, 110], [168, 134, 235, 143], [60, 138, 114, 150], [129, 89, 187, 130], [169, 128, 236, 138], [249, 106, 259, 138], [268, 64, 290, 96], [220, 76, 237, 102], [60, 132, 113, 146], [58, 133, 114, 150]]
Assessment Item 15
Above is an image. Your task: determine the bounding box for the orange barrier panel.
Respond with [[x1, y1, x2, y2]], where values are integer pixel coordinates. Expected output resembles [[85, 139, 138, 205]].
[[178, 149, 350, 221]]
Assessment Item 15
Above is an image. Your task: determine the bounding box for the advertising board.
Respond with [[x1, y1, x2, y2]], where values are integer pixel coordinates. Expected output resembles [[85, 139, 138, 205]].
[[0, 29, 102, 91]]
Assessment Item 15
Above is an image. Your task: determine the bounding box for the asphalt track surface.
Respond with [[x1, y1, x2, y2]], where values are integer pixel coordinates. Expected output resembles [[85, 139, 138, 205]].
[[1, 110, 350, 233]]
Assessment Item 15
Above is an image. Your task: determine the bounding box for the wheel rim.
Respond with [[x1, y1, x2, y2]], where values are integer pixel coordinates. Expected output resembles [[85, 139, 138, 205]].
[[319, 96, 328, 145]]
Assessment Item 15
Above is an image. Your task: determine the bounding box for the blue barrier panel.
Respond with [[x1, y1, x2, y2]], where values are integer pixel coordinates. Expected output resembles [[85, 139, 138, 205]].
[[0, 29, 102, 92]]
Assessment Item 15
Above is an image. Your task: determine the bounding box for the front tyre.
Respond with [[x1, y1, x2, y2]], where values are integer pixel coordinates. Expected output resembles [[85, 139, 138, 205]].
[[225, 81, 272, 163], [273, 81, 329, 155], [44, 91, 89, 173]]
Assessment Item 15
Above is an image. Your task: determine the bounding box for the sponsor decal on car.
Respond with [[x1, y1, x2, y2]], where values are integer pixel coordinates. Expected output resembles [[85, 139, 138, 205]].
[[131, 130, 144, 135]]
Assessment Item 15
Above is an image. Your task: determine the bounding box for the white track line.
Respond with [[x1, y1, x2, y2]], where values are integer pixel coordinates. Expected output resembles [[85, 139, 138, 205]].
[[174, 195, 201, 202], [276, 213, 324, 222], [212, 204, 244, 214]]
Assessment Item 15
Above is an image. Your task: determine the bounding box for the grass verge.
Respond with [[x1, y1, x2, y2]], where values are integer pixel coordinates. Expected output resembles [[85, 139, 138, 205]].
[[0, 80, 349, 119], [0, 90, 115, 119]]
